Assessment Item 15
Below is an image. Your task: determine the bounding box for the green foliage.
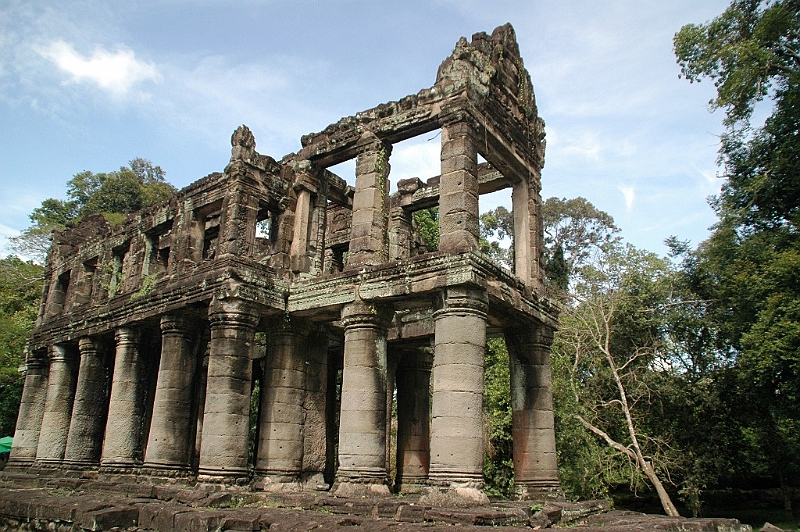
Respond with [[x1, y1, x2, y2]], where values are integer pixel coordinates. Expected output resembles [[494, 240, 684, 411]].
[[674, 0, 799, 127], [10, 158, 176, 262], [479, 206, 513, 268], [675, 0, 800, 507], [483, 338, 514, 497], [0, 256, 43, 436], [542, 197, 620, 285], [413, 207, 439, 252]]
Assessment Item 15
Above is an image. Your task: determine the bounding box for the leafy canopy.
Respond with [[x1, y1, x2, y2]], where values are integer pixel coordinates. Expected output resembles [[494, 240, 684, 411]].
[[10, 158, 176, 262]]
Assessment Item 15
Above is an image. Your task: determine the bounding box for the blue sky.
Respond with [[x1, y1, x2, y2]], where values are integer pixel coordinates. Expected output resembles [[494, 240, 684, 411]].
[[0, 0, 731, 260]]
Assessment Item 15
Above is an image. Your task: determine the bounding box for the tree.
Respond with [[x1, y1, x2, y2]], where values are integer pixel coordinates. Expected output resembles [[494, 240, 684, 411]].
[[0, 256, 44, 436], [10, 158, 176, 262], [542, 197, 621, 287], [479, 206, 514, 269], [556, 244, 681, 516], [676, 0, 800, 513]]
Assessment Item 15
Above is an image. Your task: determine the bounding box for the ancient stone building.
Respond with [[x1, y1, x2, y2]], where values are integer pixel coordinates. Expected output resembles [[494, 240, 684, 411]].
[[8, 24, 560, 502]]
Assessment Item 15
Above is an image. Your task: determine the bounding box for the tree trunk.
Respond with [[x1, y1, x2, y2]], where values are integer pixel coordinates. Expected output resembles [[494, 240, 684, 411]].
[[640, 458, 680, 517]]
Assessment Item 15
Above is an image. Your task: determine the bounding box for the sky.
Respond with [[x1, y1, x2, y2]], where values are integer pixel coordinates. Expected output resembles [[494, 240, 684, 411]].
[[0, 0, 731, 261]]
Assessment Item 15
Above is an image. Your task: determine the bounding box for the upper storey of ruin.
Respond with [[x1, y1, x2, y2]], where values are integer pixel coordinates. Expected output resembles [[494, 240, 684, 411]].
[[294, 23, 545, 180], [33, 24, 555, 347]]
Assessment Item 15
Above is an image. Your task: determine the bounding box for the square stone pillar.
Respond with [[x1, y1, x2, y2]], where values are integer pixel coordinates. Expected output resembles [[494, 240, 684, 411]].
[[334, 301, 393, 497], [505, 326, 561, 499], [101, 328, 145, 469], [216, 185, 260, 259], [8, 351, 49, 467], [144, 314, 197, 472], [255, 319, 309, 488], [36, 344, 77, 463], [424, 287, 489, 505], [395, 348, 432, 494], [345, 137, 392, 269], [388, 205, 414, 260], [511, 176, 544, 292], [198, 298, 260, 480], [290, 186, 313, 273], [438, 122, 479, 254], [64, 337, 110, 466]]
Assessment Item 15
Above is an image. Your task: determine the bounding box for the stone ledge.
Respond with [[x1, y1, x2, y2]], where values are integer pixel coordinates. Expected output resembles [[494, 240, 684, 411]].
[[0, 476, 755, 531]]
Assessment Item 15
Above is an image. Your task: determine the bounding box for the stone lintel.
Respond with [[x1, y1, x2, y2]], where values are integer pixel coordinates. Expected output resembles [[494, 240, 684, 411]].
[[393, 162, 509, 212]]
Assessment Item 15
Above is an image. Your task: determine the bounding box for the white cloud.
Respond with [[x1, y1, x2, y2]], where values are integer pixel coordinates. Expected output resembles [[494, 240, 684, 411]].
[[36, 40, 160, 97], [618, 185, 635, 211]]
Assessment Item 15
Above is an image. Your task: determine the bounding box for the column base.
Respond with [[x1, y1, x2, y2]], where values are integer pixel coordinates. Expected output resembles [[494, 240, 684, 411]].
[[60, 459, 99, 470], [99, 460, 139, 472], [394, 476, 427, 494], [3, 457, 35, 471], [141, 462, 193, 478], [418, 485, 489, 507], [513, 480, 565, 501], [333, 467, 390, 497], [197, 466, 250, 483]]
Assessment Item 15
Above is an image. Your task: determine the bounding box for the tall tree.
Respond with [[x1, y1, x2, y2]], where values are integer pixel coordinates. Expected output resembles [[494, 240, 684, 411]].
[[10, 158, 176, 262], [556, 244, 681, 517], [542, 197, 620, 286], [675, 0, 800, 513], [0, 256, 43, 436]]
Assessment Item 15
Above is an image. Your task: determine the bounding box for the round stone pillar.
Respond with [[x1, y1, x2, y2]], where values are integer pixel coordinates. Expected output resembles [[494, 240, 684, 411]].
[[36, 344, 77, 464], [255, 320, 308, 487], [395, 349, 432, 493], [197, 298, 259, 480], [144, 314, 197, 472], [101, 328, 145, 469], [334, 301, 392, 497], [64, 337, 109, 466], [506, 326, 561, 499], [424, 287, 489, 505], [9, 351, 49, 467]]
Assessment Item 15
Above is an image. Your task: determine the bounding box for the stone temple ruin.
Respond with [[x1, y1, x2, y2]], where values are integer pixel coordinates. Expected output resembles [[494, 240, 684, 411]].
[[8, 24, 560, 503]]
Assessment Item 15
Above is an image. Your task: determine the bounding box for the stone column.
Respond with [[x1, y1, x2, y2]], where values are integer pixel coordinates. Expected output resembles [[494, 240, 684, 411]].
[[425, 287, 489, 505], [8, 351, 49, 467], [101, 328, 145, 468], [388, 205, 413, 260], [144, 314, 196, 471], [302, 328, 329, 487], [36, 344, 77, 463], [255, 319, 308, 486], [395, 349, 432, 493], [334, 301, 392, 496], [290, 185, 313, 273], [511, 176, 544, 291], [64, 337, 109, 466], [505, 326, 561, 499], [345, 136, 392, 269], [197, 299, 259, 479], [438, 122, 479, 253]]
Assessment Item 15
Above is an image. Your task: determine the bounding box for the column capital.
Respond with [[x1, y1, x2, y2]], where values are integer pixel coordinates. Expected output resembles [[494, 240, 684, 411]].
[[160, 313, 190, 335], [265, 315, 316, 337], [356, 132, 393, 158], [434, 287, 488, 320], [48, 343, 72, 363], [78, 336, 102, 355], [340, 301, 393, 331], [25, 350, 49, 371], [115, 327, 141, 346], [208, 297, 260, 330], [439, 113, 481, 138]]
